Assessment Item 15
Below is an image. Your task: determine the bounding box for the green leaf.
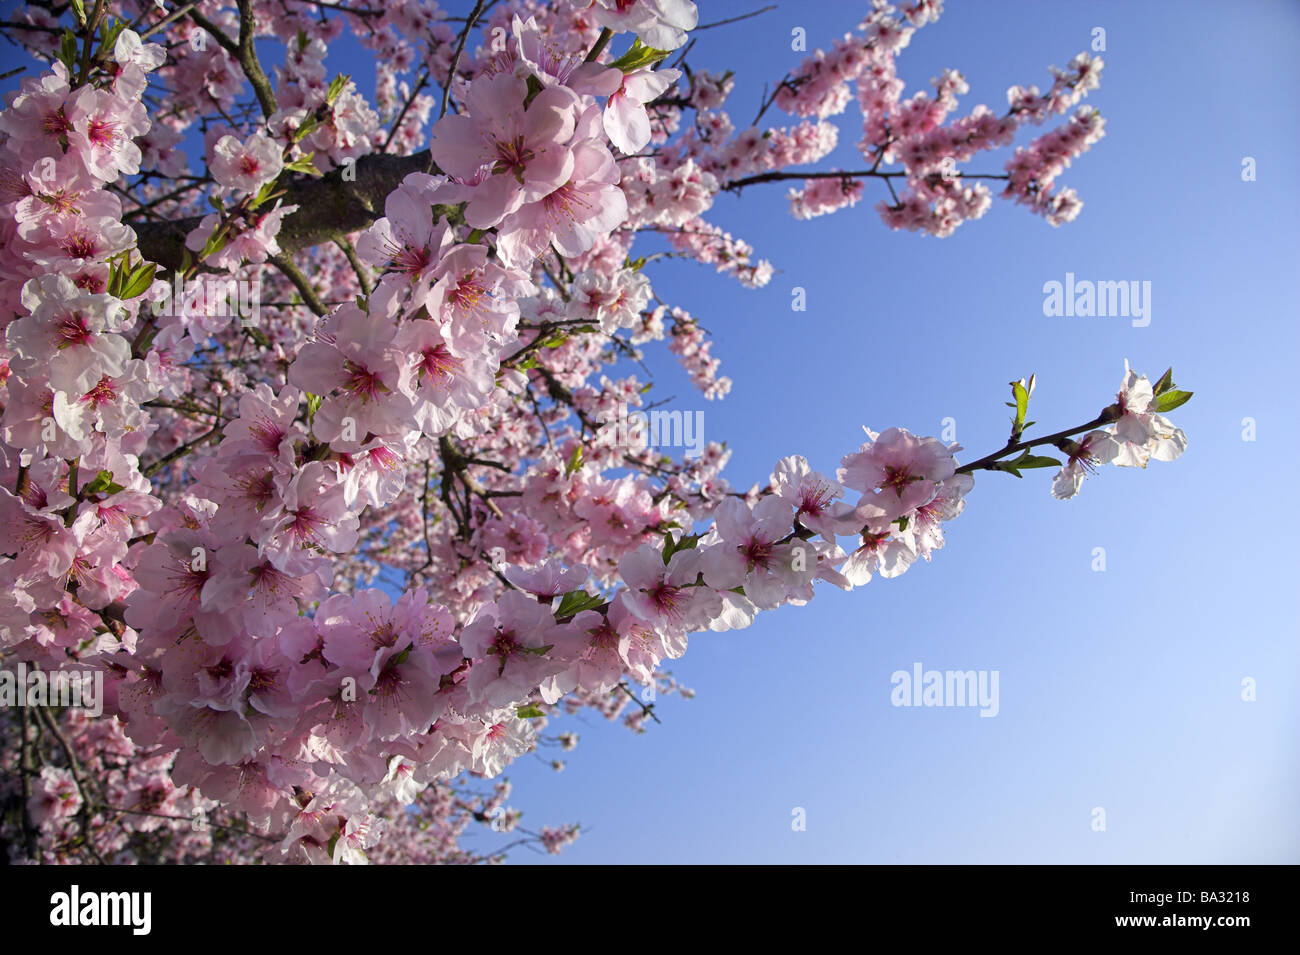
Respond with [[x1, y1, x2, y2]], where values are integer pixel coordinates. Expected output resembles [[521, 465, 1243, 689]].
[[1010, 378, 1030, 431], [1152, 367, 1175, 396], [283, 153, 322, 176], [1015, 454, 1063, 470], [326, 830, 340, 858], [325, 73, 351, 106], [57, 29, 78, 72], [248, 179, 279, 211], [69, 0, 87, 26], [305, 392, 323, 422], [516, 704, 546, 719], [522, 74, 546, 108], [198, 232, 227, 261], [564, 443, 584, 476], [106, 260, 127, 298], [119, 262, 156, 300], [98, 17, 127, 55], [291, 115, 322, 144], [610, 39, 672, 73], [661, 531, 700, 564], [1154, 389, 1193, 413], [82, 470, 124, 496], [994, 449, 1062, 478], [554, 589, 605, 620]]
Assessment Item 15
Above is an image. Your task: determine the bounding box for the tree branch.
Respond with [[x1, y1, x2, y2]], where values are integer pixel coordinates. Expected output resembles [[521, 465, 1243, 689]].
[[133, 150, 442, 271]]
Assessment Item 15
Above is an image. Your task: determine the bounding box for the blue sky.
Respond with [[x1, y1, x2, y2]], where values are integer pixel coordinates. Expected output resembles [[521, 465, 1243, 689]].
[[4, 0, 1296, 863]]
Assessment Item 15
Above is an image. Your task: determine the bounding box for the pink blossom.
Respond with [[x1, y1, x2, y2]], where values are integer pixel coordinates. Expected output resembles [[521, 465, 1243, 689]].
[[210, 133, 284, 195]]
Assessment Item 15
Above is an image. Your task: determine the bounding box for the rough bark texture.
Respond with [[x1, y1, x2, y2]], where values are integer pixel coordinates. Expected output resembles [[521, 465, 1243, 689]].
[[132, 149, 440, 272]]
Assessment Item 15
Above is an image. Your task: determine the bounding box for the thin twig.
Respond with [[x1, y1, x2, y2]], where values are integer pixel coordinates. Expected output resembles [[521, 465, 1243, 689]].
[[697, 5, 777, 30], [269, 251, 329, 316], [440, 0, 486, 119]]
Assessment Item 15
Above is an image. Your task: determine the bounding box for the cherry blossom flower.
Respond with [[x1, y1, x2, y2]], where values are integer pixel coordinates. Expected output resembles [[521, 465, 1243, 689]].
[[210, 133, 284, 195]]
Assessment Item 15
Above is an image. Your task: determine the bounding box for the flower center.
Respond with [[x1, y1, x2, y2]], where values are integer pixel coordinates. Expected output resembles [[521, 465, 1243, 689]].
[[492, 135, 536, 179]]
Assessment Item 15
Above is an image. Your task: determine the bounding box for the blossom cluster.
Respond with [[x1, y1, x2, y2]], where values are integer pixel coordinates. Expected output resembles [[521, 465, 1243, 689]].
[[0, 0, 1182, 864]]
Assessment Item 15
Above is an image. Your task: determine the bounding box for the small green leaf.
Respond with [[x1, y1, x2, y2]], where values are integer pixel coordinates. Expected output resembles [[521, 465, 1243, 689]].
[[291, 116, 321, 144], [283, 153, 322, 176], [248, 179, 279, 211], [106, 260, 127, 298], [58, 30, 78, 71], [524, 74, 545, 106], [564, 443, 584, 476], [98, 17, 127, 56], [554, 589, 605, 620], [325, 73, 351, 106], [1016, 454, 1063, 470], [1154, 389, 1193, 413], [69, 0, 87, 26], [993, 449, 1061, 478], [661, 531, 701, 564], [197, 227, 228, 262], [610, 39, 672, 73], [516, 704, 546, 719], [1010, 378, 1030, 431], [119, 262, 156, 300], [1152, 367, 1175, 396], [82, 470, 124, 496]]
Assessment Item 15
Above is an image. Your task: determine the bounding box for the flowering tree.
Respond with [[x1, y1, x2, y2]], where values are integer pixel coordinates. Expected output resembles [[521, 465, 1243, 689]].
[[0, 0, 1191, 864]]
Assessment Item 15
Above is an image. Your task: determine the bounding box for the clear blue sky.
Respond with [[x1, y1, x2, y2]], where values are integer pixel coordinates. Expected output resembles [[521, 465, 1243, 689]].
[[5, 0, 1295, 863]]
